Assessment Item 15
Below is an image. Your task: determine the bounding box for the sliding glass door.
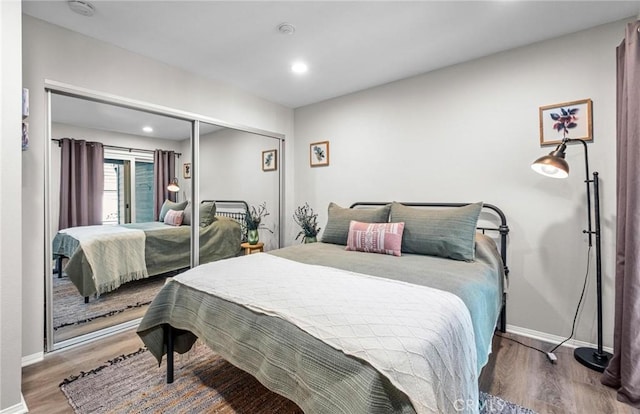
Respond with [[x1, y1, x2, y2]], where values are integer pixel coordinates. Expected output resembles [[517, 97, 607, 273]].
[[103, 154, 154, 225]]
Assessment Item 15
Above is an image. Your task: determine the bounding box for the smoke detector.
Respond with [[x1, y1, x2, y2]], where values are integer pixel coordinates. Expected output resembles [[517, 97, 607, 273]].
[[68, 0, 95, 17], [277, 22, 296, 35]]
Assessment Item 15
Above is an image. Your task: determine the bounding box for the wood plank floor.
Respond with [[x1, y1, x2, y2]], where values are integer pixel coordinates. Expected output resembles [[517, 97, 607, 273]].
[[22, 329, 638, 413]]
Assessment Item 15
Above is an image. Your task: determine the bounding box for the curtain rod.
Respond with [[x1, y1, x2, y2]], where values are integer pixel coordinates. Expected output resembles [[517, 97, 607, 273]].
[[51, 138, 181, 158]]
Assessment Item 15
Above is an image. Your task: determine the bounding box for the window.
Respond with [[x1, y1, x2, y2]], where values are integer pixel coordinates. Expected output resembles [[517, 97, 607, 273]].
[[102, 151, 154, 224]]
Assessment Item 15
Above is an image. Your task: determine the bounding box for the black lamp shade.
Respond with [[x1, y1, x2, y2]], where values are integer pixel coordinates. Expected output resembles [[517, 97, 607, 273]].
[[531, 142, 570, 178], [531, 154, 570, 178]]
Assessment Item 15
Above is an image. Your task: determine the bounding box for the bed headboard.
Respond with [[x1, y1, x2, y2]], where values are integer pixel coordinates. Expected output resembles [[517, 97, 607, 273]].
[[349, 202, 510, 277], [203, 200, 250, 241]]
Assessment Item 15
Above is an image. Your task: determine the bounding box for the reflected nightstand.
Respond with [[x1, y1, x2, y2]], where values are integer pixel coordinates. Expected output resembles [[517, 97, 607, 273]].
[[241, 242, 264, 255]]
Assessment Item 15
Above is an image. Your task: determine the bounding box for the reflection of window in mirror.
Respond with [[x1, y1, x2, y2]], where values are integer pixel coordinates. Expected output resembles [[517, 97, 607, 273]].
[[103, 155, 154, 224]]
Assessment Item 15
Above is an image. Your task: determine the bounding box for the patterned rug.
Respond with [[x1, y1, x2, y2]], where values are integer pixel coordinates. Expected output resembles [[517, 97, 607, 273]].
[[52, 275, 169, 330], [60, 343, 537, 414]]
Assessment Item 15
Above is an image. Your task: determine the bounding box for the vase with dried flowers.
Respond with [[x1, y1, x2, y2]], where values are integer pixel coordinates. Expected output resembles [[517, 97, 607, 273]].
[[293, 203, 321, 243], [245, 202, 273, 245]]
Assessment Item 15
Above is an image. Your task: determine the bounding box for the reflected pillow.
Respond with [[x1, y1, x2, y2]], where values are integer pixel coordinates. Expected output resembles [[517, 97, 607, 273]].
[[346, 221, 405, 256], [159, 199, 188, 222], [321, 202, 391, 245], [389, 202, 483, 261], [183, 201, 217, 227], [163, 209, 184, 226]]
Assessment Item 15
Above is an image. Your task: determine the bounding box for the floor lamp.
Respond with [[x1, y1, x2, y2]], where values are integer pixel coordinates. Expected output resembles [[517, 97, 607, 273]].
[[531, 137, 612, 372]]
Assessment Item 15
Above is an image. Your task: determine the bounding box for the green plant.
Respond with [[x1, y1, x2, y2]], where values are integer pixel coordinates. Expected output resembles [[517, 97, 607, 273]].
[[293, 203, 321, 242], [245, 202, 273, 232]]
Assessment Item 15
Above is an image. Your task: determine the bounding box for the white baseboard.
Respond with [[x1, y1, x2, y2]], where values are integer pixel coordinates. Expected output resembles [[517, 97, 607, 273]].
[[506, 324, 614, 354], [0, 394, 28, 414], [21, 351, 44, 367]]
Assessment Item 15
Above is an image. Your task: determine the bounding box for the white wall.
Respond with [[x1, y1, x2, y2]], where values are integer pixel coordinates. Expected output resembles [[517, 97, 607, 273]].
[[1, 1, 25, 412], [294, 19, 629, 348], [22, 15, 294, 358]]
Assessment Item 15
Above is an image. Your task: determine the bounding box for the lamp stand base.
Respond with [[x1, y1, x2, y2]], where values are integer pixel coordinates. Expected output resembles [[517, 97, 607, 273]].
[[574, 347, 612, 372]]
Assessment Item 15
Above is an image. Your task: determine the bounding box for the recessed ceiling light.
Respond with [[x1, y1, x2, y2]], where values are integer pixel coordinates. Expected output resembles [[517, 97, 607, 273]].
[[142, 126, 153, 133], [291, 62, 308, 74], [67, 0, 95, 17]]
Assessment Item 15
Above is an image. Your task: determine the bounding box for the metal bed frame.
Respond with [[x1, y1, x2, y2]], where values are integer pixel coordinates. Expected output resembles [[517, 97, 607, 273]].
[[208, 200, 250, 242], [163, 201, 510, 383]]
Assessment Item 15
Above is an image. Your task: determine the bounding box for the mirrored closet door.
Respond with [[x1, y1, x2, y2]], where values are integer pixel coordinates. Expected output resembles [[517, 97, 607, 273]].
[[194, 121, 282, 263], [48, 92, 192, 347], [45, 85, 285, 351]]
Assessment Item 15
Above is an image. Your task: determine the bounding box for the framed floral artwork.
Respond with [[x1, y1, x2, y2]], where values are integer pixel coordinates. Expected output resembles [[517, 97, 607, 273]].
[[310, 141, 329, 167], [262, 149, 277, 171], [183, 163, 191, 179], [539, 99, 592, 146]]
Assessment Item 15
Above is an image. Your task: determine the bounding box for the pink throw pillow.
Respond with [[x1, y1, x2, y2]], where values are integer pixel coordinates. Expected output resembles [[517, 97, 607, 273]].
[[164, 209, 184, 226], [346, 221, 405, 257]]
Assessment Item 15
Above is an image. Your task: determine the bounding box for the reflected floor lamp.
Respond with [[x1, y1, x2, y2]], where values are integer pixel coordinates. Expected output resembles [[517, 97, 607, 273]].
[[167, 178, 180, 193], [531, 138, 612, 372]]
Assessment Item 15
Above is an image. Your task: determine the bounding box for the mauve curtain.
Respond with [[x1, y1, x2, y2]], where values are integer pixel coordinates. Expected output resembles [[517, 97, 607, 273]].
[[58, 138, 104, 230], [153, 149, 176, 220], [601, 20, 640, 408]]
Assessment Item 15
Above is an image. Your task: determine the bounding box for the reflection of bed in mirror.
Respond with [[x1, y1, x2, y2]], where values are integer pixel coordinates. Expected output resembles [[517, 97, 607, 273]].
[[52, 200, 248, 302]]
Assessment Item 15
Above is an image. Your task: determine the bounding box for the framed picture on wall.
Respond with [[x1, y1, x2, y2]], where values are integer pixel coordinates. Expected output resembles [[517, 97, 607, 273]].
[[262, 149, 277, 171], [310, 141, 330, 167], [539, 99, 592, 146], [183, 163, 191, 179]]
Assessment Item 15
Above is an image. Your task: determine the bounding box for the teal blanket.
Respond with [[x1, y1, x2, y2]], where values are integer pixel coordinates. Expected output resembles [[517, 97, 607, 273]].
[[270, 234, 504, 371]]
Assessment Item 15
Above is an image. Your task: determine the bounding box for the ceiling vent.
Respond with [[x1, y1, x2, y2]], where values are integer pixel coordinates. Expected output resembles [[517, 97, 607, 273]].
[[67, 0, 95, 17], [277, 23, 296, 35]]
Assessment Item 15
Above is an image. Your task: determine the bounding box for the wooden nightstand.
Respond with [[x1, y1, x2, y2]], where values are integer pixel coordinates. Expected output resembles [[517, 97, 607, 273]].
[[241, 242, 264, 255]]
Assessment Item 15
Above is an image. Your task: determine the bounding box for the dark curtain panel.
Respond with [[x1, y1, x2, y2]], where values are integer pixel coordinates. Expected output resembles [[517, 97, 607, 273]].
[[601, 20, 640, 408], [58, 138, 104, 230], [153, 149, 176, 220]]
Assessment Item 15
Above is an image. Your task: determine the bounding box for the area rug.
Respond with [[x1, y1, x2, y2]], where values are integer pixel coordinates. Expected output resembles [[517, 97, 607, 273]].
[[52, 275, 169, 330], [60, 343, 537, 414]]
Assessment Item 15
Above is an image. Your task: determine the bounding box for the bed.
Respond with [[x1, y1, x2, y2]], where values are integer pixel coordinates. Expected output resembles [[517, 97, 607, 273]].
[[52, 200, 247, 302], [137, 202, 509, 414]]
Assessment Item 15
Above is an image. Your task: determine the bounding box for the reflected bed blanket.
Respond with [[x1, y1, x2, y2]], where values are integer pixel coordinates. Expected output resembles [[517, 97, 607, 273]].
[[137, 234, 504, 414], [53, 217, 242, 297]]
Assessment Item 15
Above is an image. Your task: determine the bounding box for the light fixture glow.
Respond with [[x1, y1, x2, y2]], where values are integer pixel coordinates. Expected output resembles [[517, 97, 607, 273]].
[[291, 62, 308, 74], [531, 142, 570, 179], [167, 178, 180, 192], [142, 126, 153, 133]]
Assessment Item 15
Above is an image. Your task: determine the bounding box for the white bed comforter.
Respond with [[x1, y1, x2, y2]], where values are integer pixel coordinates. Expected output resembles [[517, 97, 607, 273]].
[[175, 253, 479, 414], [60, 225, 147, 295]]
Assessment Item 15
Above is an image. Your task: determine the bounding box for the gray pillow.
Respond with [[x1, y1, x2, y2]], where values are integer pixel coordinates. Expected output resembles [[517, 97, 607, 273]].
[[321, 202, 391, 245], [183, 201, 217, 227], [390, 202, 483, 261], [159, 199, 188, 222]]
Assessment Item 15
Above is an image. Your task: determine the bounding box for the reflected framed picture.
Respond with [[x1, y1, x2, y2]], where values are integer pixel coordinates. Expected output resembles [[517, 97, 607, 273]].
[[183, 163, 191, 179], [262, 149, 277, 171], [310, 141, 330, 167], [539, 99, 592, 146], [22, 121, 29, 151]]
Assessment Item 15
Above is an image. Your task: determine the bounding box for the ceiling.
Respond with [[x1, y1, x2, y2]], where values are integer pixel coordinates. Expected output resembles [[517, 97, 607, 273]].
[[23, 1, 640, 110], [51, 94, 222, 140]]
